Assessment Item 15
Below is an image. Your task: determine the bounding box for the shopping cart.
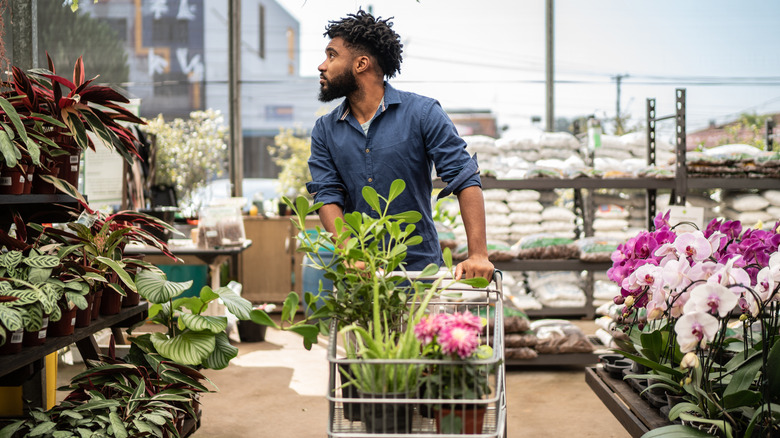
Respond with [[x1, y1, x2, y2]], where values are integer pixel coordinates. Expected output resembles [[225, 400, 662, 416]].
[[326, 271, 506, 437]]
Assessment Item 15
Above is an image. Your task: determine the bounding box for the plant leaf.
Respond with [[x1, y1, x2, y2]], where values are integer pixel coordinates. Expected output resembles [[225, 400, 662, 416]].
[[386, 179, 406, 203], [249, 308, 280, 329], [282, 292, 299, 324], [0, 96, 27, 144], [362, 185, 381, 213], [0, 130, 18, 167], [135, 269, 192, 304], [150, 331, 215, 365], [765, 337, 780, 396], [212, 286, 253, 320], [108, 411, 128, 438], [201, 331, 238, 370], [179, 314, 228, 333]]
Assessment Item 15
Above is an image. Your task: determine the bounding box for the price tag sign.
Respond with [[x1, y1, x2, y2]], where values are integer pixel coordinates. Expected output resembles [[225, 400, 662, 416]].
[[665, 206, 704, 232]]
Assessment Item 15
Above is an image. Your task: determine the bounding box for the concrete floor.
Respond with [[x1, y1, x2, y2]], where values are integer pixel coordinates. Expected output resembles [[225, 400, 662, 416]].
[[57, 320, 631, 437]]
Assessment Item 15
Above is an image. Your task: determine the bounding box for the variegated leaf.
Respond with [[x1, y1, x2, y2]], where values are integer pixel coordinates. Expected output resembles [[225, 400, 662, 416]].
[[150, 331, 214, 366], [179, 313, 227, 333]]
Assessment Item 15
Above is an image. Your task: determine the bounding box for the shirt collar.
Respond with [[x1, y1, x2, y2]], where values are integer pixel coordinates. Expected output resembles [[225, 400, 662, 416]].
[[338, 81, 401, 121]]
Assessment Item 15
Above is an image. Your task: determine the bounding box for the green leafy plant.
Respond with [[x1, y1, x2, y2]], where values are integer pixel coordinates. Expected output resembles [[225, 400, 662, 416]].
[[0, 340, 210, 438], [286, 180, 489, 397], [287, 179, 434, 335], [130, 269, 319, 369]]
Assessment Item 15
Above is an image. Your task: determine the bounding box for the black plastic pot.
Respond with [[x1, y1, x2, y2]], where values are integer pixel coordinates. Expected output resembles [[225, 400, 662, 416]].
[[359, 391, 413, 434], [237, 320, 267, 342]]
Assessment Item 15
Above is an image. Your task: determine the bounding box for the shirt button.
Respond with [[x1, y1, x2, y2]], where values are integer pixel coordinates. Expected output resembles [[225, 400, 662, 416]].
[[365, 148, 370, 153], [368, 178, 373, 183]]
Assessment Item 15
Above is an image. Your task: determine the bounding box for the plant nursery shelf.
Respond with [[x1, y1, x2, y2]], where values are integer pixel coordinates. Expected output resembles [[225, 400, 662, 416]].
[[0, 194, 82, 226], [585, 366, 672, 438], [0, 302, 149, 381]]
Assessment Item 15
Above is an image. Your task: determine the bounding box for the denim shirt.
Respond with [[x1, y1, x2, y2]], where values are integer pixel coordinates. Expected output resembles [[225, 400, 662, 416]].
[[306, 82, 481, 270]]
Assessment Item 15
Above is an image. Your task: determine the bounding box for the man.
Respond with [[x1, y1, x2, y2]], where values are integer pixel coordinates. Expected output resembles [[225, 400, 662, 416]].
[[306, 10, 493, 281]]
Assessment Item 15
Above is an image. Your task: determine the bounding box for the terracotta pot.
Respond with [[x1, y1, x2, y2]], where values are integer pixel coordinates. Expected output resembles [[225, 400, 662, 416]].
[[122, 289, 141, 307], [48, 306, 77, 337], [433, 405, 487, 434], [53, 150, 81, 187], [0, 164, 27, 195], [22, 316, 49, 347], [100, 288, 123, 316], [75, 293, 95, 328], [31, 160, 61, 194], [91, 289, 104, 321], [23, 166, 34, 194], [0, 326, 24, 355]]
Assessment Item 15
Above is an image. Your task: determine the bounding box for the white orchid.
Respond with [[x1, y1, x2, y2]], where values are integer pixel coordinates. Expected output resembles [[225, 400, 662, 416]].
[[683, 283, 739, 318], [675, 311, 719, 353]]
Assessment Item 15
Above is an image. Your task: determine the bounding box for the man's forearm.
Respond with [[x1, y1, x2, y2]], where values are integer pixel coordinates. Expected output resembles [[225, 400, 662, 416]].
[[456, 186, 489, 258], [317, 203, 345, 237]]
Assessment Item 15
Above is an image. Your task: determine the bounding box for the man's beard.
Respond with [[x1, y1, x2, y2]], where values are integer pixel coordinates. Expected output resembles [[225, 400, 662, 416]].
[[318, 69, 359, 102]]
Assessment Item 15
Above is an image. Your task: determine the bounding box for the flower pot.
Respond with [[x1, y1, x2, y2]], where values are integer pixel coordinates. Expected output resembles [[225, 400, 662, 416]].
[[0, 326, 24, 355], [23, 167, 34, 194], [237, 320, 267, 342], [75, 293, 95, 328], [337, 364, 362, 421], [100, 288, 123, 316], [91, 289, 104, 321], [0, 165, 27, 195], [31, 160, 61, 194], [604, 359, 632, 379], [48, 306, 77, 337], [23, 317, 49, 347], [358, 391, 413, 434], [598, 354, 624, 366], [122, 289, 141, 307], [433, 405, 487, 434], [53, 148, 81, 187]]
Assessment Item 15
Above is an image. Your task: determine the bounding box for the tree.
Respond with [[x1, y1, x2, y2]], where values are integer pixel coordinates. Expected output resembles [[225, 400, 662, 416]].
[[36, 2, 128, 85]]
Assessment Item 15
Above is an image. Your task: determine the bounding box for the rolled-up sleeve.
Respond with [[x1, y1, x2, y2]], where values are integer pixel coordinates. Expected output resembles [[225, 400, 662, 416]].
[[306, 119, 346, 207], [422, 101, 482, 197]]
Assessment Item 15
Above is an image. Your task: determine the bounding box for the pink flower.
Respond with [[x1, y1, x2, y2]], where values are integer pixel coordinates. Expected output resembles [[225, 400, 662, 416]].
[[438, 324, 480, 359], [414, 315, 441, 345], [448, 311, 482, 332], [674, 231, 713, 262]]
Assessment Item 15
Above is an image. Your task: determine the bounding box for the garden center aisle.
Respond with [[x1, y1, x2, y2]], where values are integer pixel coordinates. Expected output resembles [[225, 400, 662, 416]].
[[57, 321, 629, 437]]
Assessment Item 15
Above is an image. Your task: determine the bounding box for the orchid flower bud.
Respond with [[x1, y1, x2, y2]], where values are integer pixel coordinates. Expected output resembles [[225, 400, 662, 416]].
[[681, 352, 700, 369]]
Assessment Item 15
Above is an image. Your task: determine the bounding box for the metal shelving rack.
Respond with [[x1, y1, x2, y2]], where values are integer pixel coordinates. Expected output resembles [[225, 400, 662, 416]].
[[437, 88, 780, 367]]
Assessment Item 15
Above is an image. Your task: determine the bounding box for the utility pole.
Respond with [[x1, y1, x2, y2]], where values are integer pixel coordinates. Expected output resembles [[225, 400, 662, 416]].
[[228, 0, 243, 197], [545, 0, 554, 132], [612, 73, 628, 134]]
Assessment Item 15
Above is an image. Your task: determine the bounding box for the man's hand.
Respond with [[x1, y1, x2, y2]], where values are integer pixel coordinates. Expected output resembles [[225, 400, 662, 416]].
[[454, 255, 494, 282]]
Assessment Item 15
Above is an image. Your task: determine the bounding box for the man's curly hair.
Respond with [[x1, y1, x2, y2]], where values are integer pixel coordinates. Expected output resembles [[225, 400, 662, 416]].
[[324, 10, 403, 79]]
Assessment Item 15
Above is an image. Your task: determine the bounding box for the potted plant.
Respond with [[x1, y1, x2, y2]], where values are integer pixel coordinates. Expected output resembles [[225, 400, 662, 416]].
[[130, 269, 319, 370], [38, 208, 179, 316], [415, 311, 495, 434], [285, 180, 490, 431], [0, 339, 210, 437], [0, 55, 145, 195], [609, 213, 780, 437]]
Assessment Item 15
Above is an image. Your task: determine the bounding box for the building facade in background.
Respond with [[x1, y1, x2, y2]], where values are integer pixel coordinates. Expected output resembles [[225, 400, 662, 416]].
[[73, 0, 331, 179]]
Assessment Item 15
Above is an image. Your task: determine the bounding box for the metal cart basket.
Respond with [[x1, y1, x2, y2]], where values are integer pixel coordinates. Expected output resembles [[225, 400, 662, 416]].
[[327, 272, 506, 437]]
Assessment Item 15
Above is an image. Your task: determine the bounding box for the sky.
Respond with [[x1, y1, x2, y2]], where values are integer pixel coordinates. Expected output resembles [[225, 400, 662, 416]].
[[276, 0, 780, 136]]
